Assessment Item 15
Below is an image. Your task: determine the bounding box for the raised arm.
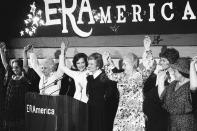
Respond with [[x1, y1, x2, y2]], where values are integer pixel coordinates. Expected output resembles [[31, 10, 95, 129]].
[[103, 51, 123, 82], [157, 70, 168, 99], [139, 36, 156, 81], [190, 56, 197, 91], [0, 42, 8, 69], [28, 47, 43, 77], [59, 41, 78, 79], [23, 44, 33, 73]]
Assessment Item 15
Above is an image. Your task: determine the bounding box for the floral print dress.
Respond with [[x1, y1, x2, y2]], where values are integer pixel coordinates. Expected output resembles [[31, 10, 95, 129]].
[[104, 51, 155, 131]]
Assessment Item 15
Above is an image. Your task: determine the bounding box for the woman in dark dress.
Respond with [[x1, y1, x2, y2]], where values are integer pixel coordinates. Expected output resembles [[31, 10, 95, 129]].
[[23, 44, 40, 93], [0, 43, 36, 131], [86, 53, 111, 131], [2, 60, 32, 131], [4, 61, 32, 131], [158, 57, 197, 131]]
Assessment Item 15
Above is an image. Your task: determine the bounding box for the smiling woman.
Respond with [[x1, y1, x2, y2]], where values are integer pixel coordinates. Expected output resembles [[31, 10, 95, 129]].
[[72, 53, 88, 71], [0, 42, 37, 131], [86, 52, 113, 131], [59, 42, 89, 103]]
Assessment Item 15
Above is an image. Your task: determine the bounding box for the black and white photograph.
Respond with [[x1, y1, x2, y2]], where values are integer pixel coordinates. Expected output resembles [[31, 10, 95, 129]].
[[0, 0, 197, 131]]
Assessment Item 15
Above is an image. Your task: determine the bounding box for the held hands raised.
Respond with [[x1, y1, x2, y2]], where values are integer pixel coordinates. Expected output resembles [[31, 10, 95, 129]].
[[0, 42, 6, 51], [191, 56, 197, 72], [24, 44, 34, 53], [61, 41, 69, 55], [103, 51, 112, 66], [144, 35, 151, 51], [59, 41, 69, 69], [192, 56, 197, 63]]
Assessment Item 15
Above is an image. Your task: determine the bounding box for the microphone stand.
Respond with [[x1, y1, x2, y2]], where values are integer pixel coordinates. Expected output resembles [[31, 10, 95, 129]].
[[39, 76, 64, 94]]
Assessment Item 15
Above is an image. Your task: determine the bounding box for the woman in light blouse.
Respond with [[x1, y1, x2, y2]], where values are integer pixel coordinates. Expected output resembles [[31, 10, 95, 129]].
[[59, 42, 89, 103], [27, 43, 64, 96]]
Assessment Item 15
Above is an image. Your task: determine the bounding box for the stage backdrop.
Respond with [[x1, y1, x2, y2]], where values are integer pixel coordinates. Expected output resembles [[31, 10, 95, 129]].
[[1, 0, 197, 67], [0, 0, 197, 39]]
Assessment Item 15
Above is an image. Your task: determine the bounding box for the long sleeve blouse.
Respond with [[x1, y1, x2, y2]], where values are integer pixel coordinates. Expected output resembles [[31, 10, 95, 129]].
[[104, 50, 156, 131], [29, 53, 63, 96], [59, 54, 88, 103]]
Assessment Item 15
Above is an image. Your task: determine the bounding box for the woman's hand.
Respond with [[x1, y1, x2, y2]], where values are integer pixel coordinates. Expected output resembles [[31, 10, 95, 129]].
[[143, 35, 151, 51], [103, 51, 111, 65], [0, 42, 6, 52], [24, 44, 33, 53], [191, 56, 197, 72], [61, 41, 69, 55], [192, 56, 197, 63]]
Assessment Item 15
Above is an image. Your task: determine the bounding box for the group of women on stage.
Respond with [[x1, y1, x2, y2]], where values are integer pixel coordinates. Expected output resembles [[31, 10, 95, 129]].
[[1, 36, 197, 131]]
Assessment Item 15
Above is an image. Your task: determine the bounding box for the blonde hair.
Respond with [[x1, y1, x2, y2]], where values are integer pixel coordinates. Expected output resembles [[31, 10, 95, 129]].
[[124, 53, 139, 69], [43, 58, 56, 71]]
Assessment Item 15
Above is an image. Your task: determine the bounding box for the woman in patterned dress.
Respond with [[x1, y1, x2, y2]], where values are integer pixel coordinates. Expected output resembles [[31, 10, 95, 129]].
[[103, 36, 156, 131], [158, 57, 197, 131]]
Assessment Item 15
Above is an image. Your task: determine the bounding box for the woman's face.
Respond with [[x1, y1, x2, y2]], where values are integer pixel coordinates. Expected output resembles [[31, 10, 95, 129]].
[[122, 57, 132, 72], [41, 59, 55, 76], [12, 62, 22, 76], [88, 59, 98, 73], [41, 65, 51, 76], [159, 57, 170, 70], [41, 62, 52, 76], [76, 58, 86, 72]]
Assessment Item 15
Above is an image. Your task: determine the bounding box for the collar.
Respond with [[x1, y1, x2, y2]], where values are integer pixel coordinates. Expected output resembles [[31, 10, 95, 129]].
[[93, 69, 102, 79], [12, 75, 23, 80]]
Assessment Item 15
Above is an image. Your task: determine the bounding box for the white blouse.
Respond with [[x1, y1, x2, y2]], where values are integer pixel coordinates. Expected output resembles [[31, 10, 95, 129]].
[[61, 68, 89, 103], [59, 54, 89, 103], [29, 53, 63, 96]]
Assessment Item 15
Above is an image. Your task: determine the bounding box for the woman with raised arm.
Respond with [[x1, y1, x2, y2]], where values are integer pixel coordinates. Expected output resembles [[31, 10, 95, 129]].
[[0, 42, 34, 131], [59, 42, 89, 103], [157, 57, 197, 131], [23, 44, 40, 93], [27, 43, 64, 96], [103, 36, 156, 131]]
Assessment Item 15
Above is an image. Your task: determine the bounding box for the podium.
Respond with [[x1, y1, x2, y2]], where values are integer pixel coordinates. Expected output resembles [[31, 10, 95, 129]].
[[25, 93, 88, 131]]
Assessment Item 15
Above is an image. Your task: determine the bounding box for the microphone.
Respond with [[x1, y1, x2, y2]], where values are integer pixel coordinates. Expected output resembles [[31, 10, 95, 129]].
[[39, 76, 64, 91]]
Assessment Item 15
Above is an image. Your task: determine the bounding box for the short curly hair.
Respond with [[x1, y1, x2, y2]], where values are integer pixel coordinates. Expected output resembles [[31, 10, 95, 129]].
[[159, 48, 180, 64], [124, 53, 139, 69], [11, 59, 23, 69], [72, 53, 88, 69]]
